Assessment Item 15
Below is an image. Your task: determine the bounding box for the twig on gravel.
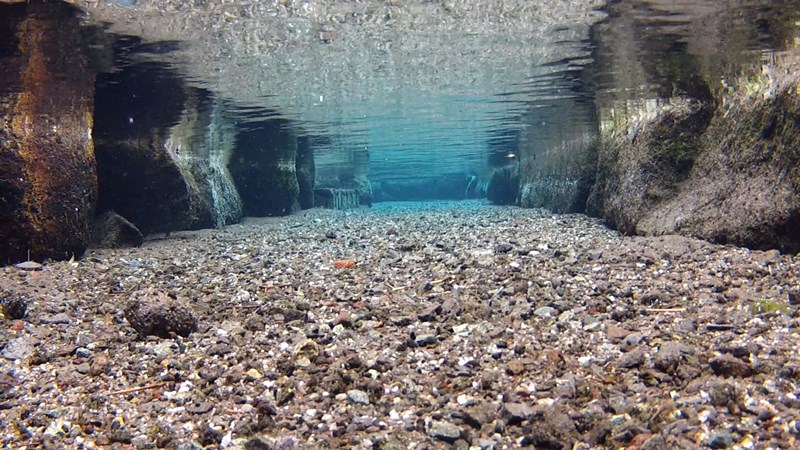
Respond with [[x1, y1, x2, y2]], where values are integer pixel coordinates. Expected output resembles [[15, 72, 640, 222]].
[[108, 382, 167, 396], [645, 307, 686, 313]]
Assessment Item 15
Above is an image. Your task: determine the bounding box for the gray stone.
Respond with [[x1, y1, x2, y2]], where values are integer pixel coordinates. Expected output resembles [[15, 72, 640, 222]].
[[426, 419, 461, 443], [617, 347, 645, 369], [14, 261, 43, 271], [347, 389, 370, 405], [534, 306, 558, 318], [653, 341, 695, 372], [415, 334, 438, 346], [42, 313, 71, 324], [2, 336, 37, 360], [503, 402, 533, 423]]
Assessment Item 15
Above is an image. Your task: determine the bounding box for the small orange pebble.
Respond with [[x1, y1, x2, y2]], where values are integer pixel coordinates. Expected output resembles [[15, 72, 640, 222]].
[[333, 259, 357, 269], [10, 320, 24, 331]]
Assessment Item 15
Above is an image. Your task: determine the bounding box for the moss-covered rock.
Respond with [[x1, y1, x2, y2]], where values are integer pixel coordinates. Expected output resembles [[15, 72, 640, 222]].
[[590, 59, 800, 252], [588, 97, 715, 233]]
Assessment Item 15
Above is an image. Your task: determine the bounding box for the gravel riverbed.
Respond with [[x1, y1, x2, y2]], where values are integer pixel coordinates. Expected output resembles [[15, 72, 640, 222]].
[[2, 200, 800, 449]]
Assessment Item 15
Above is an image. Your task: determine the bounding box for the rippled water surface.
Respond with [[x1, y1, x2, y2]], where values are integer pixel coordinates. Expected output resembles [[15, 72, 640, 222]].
[[75, 0, 800, 187]]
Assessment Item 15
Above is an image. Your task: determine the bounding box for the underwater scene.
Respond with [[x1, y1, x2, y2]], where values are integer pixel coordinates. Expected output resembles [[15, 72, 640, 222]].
[[2, 0, 800, 448]]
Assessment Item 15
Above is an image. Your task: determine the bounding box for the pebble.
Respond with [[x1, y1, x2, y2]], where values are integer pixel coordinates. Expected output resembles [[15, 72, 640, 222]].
[[2, 336, 36, 360], [426, 419, 462, 443], [347, 389, 370, 405], [14, 261, 43, 271], [1, 201, 799, 449], [617, 347, 646, 369], [534, 306, 558, 318], [707, 431, 734, 449], [709, 354, 754, 377], [415, 334, 438, 346]]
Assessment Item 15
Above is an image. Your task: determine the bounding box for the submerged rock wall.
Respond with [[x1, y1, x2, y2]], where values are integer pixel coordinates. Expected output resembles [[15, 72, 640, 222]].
[[229, 119, 302, 216], [589, 56, 800, 252], [516, 100, 598, 213], [94, 63, 243, 236], [0, 2, 99, 263]]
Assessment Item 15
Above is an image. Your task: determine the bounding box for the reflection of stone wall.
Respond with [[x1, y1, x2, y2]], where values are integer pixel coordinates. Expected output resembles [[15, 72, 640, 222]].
[[0, 2, 98, 263]]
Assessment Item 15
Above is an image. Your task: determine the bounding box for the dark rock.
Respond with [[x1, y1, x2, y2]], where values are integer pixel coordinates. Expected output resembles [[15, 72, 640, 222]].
[[208, 343, 233, 356], [709, 354, 754, 378], [244, 437, 275, 450], [109, 428, 133, 444], [617, 347, 646, 369], [198, 423, 223, 446], [124, 293, 198, 338], [640, 434, 667, 450], [707, 381, 737, 407], [186, 401, 214, 414], [91, 211, 143, 249], [0, 292, 28, 319], [707, 431, 734, 449], [494, 243, 514, 254], [653, 341, 695, 373], [0, 1, 98, 265], [417, 303, 441, 322], [461, 403, 495, 429]]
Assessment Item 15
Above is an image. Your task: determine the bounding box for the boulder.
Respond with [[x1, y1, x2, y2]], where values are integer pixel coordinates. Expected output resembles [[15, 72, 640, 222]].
[[91, 211, 143, 249]]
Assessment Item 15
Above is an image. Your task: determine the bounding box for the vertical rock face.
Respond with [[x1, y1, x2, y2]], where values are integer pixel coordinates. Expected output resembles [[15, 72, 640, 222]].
[[516, 100, 598, 213], [0, 2, 98, 263], [629, 68, 800, 251], [229, 119, 301, 216], [579, 1, 800, 252], [587, 98, 715, 233], [94, 60, 242, 236]]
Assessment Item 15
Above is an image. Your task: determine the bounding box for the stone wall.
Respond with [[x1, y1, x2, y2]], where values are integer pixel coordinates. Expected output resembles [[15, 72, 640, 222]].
[[94, 61, 242, 236], [0, 2, 99, 263], [229, 119, 301, 216]]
